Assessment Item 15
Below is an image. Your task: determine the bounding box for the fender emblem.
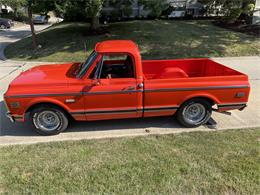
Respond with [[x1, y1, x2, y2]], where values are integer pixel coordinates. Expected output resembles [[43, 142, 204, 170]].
[[65, 99, 75, 103]]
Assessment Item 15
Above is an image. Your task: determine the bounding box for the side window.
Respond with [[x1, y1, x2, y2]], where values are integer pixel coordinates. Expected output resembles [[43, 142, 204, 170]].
[[100, 54, 135, 79]]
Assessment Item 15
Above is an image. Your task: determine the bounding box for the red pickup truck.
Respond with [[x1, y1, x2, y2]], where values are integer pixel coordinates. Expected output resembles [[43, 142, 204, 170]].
[[4, 40, 250, 135]]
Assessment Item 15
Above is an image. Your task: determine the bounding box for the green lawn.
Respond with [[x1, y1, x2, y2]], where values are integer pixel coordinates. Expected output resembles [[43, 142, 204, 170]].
[[0, 128, 259, 194], [5, 20, 260, 62]]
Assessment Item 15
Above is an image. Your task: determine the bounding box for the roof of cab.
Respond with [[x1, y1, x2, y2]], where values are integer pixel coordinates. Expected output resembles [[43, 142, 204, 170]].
[[95, 40, 139, 54]]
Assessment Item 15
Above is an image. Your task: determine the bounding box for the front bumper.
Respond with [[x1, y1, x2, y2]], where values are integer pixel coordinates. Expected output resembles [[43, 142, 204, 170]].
[[6, 111, 15, 123]]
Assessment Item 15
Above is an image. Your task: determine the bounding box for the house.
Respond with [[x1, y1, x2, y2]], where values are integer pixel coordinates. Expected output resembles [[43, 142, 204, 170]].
[[253, 0, 260, 24], [102, 0, 205, 19], [186, 1, 205, 17], [168, 0, 205, 18], [0, 4, 13, 14], [102, 0, 151, 19]]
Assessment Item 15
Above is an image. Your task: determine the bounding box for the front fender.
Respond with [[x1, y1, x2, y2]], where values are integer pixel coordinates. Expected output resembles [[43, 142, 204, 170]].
[[25, 97, 71, 114]]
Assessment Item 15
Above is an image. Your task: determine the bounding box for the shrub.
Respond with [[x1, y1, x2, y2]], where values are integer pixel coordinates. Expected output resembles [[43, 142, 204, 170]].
[[224, 8, 243, 23]]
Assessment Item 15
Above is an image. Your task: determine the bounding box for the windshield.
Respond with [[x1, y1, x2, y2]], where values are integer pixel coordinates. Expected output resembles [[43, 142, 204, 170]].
[[34, 16, 43, 19], [77, 51, 98, 78]]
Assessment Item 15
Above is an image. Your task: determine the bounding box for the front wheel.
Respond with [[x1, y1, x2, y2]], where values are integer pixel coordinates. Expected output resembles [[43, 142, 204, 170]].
[[30, 106, 68, 135], [177, 98, 212, 128]]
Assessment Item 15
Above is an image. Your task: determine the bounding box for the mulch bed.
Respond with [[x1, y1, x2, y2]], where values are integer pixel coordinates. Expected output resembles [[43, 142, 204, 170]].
[[213, 21, 260, 37], [84, 27, 110, 36]]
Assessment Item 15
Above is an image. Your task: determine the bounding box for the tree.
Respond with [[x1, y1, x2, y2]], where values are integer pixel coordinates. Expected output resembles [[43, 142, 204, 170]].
[[109, 0, 134, 18], [199, 0, 256, 22], [28, 0, 37, 49], [32, 0, 56, 17], [138, 0, 168, 18], [85, 0, 104, 30]]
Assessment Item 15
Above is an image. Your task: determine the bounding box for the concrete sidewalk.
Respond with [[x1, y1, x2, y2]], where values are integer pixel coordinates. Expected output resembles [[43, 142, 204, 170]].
[[0, 56, 259, 146]]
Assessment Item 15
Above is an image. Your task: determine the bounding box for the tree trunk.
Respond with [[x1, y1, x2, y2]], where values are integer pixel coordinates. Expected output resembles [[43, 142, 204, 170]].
[[14, 8, 18, 19], [28, 3, 37, 49], [90, 16, 100, 30]]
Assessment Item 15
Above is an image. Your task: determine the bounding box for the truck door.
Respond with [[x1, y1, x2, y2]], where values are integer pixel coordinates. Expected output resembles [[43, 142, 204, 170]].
[[83, 53, 143, 120]]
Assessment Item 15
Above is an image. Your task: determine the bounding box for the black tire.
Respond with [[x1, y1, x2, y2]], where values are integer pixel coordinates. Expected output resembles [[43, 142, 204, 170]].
[[177, 98, 212, 128], [30, 106, 68, 135]]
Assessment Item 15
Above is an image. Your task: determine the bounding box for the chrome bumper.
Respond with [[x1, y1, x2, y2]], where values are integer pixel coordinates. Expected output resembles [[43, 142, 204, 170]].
[[6, 111, 15, 123]]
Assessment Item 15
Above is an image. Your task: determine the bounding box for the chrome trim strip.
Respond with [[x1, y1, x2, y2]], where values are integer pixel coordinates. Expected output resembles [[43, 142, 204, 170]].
[[5, 93, 82, 99], [83, 90, 143, 95], [145, 85, 249, 93], [144, 109, 178, 113], [144, 106, 179, 111], [5, 90, 143, 98], [218, 103, 247, 107], [70, 106, 179, 115], [71, 109, 140, 115]]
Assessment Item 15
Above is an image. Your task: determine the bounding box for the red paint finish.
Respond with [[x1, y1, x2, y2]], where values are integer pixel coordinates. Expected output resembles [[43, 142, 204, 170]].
[[4, 40, 250, 122]]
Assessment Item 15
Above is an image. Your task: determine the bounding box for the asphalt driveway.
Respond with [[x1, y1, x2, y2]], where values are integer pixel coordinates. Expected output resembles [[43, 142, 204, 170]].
[[0, 23, 52, 60], [0, 56, 259, 145]]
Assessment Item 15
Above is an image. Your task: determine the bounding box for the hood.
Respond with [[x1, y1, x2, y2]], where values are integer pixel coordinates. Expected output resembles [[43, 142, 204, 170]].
[[10, 63, 74, 87]]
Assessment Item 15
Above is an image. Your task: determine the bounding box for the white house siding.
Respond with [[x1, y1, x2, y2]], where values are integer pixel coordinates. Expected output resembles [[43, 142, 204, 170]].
[[253, 0, 260, 24], [102, 0, 172, 18]]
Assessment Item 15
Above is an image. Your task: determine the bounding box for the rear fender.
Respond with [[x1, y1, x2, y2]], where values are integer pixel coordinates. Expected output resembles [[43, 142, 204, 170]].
[[180, 92, 220, 106]]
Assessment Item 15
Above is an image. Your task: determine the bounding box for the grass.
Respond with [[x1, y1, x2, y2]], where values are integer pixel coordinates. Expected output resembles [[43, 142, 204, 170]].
[[5, 20, 260, 62], [0, 128, 259, 194]]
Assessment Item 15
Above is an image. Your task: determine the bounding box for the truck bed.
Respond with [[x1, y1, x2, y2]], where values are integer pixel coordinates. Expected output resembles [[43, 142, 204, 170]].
[[142, 58, 244, 80]]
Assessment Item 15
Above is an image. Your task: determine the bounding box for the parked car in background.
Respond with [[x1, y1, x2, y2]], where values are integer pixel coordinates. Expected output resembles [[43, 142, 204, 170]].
[[0, 18, 14, 29], [33, 15, 48, 24], [168, 11, 185, 18]]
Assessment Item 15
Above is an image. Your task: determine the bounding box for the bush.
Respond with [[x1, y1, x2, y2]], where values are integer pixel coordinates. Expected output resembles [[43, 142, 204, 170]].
[[0, 10, 28, 22], [121, 5, 132, 18], [224, 8, 243, 23], [16, 10, 28, 22], [110, 9, 121, 21], [63, 1, 86, 22]]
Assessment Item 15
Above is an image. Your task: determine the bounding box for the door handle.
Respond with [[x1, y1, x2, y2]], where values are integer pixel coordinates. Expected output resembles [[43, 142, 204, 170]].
[[137, 83, 144, 89]]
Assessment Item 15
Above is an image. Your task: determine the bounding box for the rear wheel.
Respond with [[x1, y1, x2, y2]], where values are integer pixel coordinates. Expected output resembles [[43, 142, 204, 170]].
[[30, 106, 68, 135], [177, 98, 212, 128]]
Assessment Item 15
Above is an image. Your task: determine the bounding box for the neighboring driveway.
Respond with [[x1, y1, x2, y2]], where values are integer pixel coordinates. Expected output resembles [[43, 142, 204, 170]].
[[0, 24, 51, 60], [0, 56, 259, 146]]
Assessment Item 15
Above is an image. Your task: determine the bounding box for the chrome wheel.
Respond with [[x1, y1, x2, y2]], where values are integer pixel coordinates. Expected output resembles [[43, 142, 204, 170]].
[[182, 103, 206, 125], [33, 110, 61, 131]]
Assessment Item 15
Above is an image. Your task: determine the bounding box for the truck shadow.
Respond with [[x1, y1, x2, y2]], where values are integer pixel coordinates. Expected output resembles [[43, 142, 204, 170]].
[[0, 101, 182, 136]]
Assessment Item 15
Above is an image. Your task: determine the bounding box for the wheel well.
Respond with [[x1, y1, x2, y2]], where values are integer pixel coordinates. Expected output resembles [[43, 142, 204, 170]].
[[181, 97, 215, 107], [26, 102, 72, 120]]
